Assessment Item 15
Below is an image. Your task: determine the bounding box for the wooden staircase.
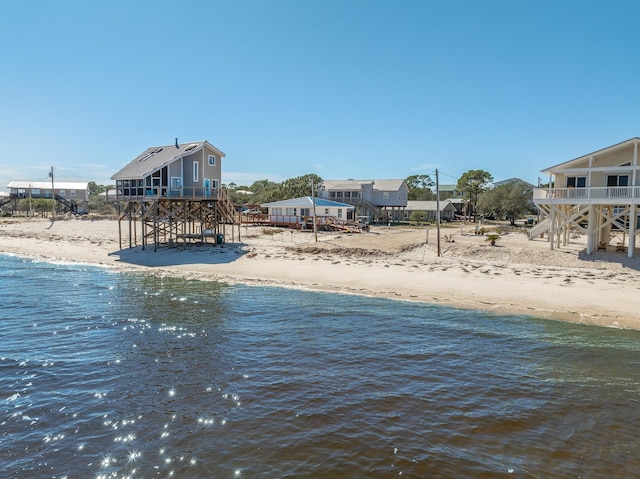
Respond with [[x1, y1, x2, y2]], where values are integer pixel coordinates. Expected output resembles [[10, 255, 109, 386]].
[[216, 188, 237, 224]]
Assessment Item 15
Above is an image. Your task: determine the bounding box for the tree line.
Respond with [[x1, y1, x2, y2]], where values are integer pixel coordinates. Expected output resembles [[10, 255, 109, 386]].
[[85, 171, 535, 223]]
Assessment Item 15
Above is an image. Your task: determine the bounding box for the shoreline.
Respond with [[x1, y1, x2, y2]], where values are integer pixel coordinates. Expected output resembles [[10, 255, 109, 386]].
[[2, 217, 640, 330]]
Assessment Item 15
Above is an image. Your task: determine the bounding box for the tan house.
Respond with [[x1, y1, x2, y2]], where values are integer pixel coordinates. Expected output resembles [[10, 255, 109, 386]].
[[320, 179, 409, 222], [404, 200, 457, 222], [112, 139, 224, 199], [6, 180, 89, 214], [532, 137, 640, 257]]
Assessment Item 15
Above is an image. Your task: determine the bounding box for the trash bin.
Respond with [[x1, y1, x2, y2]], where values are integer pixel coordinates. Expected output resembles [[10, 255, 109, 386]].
[[215, 233, 225, 245]]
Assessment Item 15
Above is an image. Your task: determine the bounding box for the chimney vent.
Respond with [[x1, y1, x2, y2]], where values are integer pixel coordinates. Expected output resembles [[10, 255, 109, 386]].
[[175, 138, 179, 148]]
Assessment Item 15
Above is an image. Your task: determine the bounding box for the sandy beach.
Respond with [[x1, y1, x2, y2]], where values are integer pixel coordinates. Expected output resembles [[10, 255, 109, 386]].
[[1, 217, 640, 329]]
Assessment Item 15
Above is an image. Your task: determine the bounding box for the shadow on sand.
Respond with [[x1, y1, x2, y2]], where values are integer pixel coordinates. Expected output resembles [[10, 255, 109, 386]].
[[109, 243, 249, 268], [577, 247, 640, 271]]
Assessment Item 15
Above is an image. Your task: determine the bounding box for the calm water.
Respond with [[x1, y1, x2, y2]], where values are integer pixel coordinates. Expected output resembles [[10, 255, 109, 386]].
[[1, 254, 639, 478]]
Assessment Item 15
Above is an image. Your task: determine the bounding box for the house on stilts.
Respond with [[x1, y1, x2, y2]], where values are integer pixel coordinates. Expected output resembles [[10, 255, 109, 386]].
[[532, 137, 640, 257], [111, 139, 237, 250]]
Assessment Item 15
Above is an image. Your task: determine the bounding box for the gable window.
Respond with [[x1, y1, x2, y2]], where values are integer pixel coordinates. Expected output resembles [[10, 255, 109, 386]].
[[193, 161, 199, 182], [383, 192, 390, 200], [208, 155, 216, 166], [566, 177, 586, 188]]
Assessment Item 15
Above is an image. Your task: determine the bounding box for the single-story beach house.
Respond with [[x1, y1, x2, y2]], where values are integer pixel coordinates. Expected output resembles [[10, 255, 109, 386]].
[[532, 137, 640, 257], [404, 200, 457, 222], [111, 139, 225, 199], [319, 179, 409, 222], [6, 180, 89, 214], [260, 196, 355, 229]]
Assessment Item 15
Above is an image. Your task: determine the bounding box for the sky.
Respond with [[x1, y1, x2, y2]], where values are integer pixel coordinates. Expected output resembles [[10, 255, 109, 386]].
[[2, 0, 640, 191]]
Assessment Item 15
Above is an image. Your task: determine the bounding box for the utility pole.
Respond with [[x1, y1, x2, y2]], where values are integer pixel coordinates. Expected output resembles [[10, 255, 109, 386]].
[[436, 169, 441, 257], [49, 166, 55, 219], [311, 178, 318, 242]]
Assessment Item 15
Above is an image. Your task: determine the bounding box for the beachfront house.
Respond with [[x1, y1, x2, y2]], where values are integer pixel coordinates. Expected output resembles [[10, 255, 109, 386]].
[[6, 180, 89, 214], [111, 139, 238, 250], [111, 139, 225, 199], [532, 137, 640, 257], [404, 200, 457, 222], [319, 179, 409, 222], [260, 196, 355, 229]]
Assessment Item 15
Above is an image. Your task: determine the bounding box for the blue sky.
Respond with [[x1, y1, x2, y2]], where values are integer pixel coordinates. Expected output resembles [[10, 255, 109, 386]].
[[2, 0, 640, 191]]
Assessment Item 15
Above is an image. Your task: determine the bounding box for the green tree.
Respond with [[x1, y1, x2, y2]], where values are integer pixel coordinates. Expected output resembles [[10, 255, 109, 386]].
[[478, 181, 533, 225], [248, 179, 279, 203], [406, 174, 434, 200], [88, 181, 106, 195], [456, 170, 493, 221], [275, 173, 323, 202]]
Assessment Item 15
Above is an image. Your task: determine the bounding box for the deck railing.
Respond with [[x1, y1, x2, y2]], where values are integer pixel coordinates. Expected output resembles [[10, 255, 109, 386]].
[[533, 186, 640, 202], [115, 187, 220, 200]]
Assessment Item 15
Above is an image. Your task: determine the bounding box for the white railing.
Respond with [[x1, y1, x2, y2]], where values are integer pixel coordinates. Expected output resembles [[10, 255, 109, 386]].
[[533, 186, 640, 202]]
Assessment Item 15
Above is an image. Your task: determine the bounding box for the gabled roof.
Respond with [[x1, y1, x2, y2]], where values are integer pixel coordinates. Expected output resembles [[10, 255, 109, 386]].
[[111, 140, 225, 180], [406, 200, 455, 211], [541, 137, 640, 174], [261, 196, 354, 209], [7, 180, 88, 190], [322, 179, 406, 191], [493, 177, 535, 188]]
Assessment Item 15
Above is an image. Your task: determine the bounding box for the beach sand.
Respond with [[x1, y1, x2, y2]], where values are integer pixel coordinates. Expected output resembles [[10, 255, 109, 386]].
[[2, 217, 640, 330]]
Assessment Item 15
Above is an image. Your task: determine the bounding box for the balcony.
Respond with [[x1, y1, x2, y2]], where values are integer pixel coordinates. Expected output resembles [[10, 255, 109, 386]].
[[115, 186, 220, 200], [533, 186, 640, 204]]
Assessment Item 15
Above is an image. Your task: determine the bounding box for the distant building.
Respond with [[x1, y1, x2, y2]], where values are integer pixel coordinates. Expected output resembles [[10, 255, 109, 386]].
[[437, 184, 464, 200], [7, 181, 89, 201], [319, 179, 409, 222], [260, 196, 355, 229], [405, 200, 457, 222], [493, 178, 535, 188]]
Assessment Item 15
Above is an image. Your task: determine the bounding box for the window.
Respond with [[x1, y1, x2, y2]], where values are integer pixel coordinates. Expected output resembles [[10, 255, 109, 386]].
[[301, 208, 310, 216], [171, 177, 182, 190], [193, 161, 199, 182], [607, 175, 629, 187], [344, 191, 351, 198], [337, 208, 343, 218], [208, 155, 216, 166], [352, 191, 360, 199], [566, 177, 586, 188], [273, 207, 282, 215], [285, 208, 295, 215], [59, 190, 66, 197], [211, 179, 219, 189], [31, 188, 40, 196], [383, 192, 390, 200], [70, 190, 76, 197], [324, 208, 330, 215]]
